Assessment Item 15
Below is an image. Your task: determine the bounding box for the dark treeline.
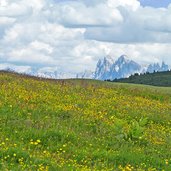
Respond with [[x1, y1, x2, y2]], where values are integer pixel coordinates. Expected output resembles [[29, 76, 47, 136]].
[[106, 70, 171, 87]]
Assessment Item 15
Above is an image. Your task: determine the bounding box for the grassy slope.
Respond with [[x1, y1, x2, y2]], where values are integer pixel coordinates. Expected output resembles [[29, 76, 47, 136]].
[[113, 71, 171, 87], [0, 72, 171, 170]]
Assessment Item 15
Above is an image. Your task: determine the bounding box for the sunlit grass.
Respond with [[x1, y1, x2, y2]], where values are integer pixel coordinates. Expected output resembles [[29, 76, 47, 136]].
[[0, 71, 171, 170]]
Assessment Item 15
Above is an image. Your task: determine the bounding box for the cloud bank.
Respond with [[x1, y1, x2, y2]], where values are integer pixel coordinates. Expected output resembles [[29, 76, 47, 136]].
[[0, 0, 171, 73]]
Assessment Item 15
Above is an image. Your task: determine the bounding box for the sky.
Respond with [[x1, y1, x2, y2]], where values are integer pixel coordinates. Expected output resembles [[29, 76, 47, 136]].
[[0, 0, 171, 74], [140, 0, 171, 8]]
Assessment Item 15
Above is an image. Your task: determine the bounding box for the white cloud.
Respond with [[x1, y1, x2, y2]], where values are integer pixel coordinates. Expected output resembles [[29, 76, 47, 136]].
[[54, 2, 123, 27], [8, 47, 55, 65], [107, 0, 140, 10], [0, 0, 32, 17], [0, 17, 15, 25], [0, 0, 171, 74], [30, 41, 53, 54], [84, 5, 171, 43]]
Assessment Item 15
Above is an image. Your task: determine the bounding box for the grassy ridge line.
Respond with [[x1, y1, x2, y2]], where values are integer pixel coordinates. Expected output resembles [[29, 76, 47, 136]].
[[0, 72, 171, 170], [19, 71, 171, 102], [1, 70, 171, 96]]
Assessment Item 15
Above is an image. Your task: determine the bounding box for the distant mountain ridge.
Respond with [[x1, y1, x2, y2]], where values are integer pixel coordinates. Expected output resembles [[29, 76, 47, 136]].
[[0, 64, 74, 79], [0, 55, 170, 80], [94, 55, 142, 80], [79, 55, 170, 80], [147, 62, 169, 73]]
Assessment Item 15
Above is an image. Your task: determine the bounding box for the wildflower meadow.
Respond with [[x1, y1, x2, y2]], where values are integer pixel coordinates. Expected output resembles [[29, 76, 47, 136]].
[[0, 72, 171, 171]]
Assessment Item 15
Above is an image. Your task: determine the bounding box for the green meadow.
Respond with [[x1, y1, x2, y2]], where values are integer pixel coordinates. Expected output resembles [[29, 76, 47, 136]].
[[0, 71, 171, 171]]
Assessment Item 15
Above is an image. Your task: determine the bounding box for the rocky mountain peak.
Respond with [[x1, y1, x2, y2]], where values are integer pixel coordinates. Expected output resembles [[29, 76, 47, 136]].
[[116, 55, 129, 63]]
